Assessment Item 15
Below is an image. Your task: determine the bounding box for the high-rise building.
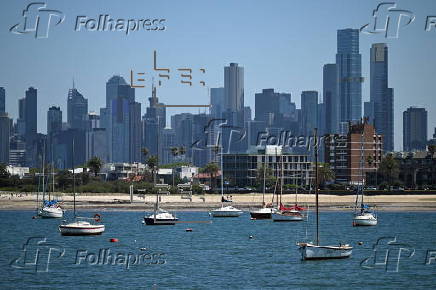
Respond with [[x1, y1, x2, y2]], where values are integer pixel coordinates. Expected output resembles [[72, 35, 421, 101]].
[[86, 128, 108, 162], [323, 64, 339, 133], [255, 89, 280, 126], [210, 87, 225, 118], [363, 101, 374, 125], [403, 107, 427, 152], [0, 113, 10, 164], [370, 43, 394, 152], [67, 88, 88, 131], [24, 87, 37, 140], [0, 87, 5, 113], [336, 29, 362, 123], [47, 106, 62, 136], [301, 91, 318, 136], [88, 112, 100, 129], [143, 86, 166, 160]]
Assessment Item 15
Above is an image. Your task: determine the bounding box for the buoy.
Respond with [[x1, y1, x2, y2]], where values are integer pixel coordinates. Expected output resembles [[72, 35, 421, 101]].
[[249, 235, 253, 239], [109, 238, 119, 243], [186, 228, 193, 232]]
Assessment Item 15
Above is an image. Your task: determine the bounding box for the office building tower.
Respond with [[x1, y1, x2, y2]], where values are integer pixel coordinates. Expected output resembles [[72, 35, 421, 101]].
[[301, 91, 318, 136], [336, 29, 362, 123], [323, 64, 339, 133], [0, 113, 10, 164], [224, 63, 244, 114], [47, 106, 62, 136], [0, 87, 5, 113], [210, 87, 225, 118], [67, 88, 88, 131], [88, 112, 100, 129], [24, 87, 37, 140], [86, 128, 108, 162], [370, 43, 394, 152], [143, 85, 166, 159], [403, 107, 428, 152], [363, 101, 374, 125]]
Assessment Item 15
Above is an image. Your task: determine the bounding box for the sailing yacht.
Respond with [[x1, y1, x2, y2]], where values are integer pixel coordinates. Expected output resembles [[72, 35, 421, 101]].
[[272, 152, 305, 222], [59, 140, 105, 235], [144, 185, 178, 225], [352, 132, 378, 226], [38, 143, 63, 218], [298, 128, 352, 260], [211, 128, 242, 218], [250, 153, 275, 219]]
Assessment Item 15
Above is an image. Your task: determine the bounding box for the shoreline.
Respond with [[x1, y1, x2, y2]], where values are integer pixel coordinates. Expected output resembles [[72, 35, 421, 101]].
[[1, 193, 436, 212]]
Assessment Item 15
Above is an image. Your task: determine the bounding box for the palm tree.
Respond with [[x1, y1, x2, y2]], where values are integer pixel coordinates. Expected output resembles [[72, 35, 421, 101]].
[[87, 157, 103, 177], [147, 155, 158, 184], [141, 147, 149, 163], [203, 162, 220, 192]]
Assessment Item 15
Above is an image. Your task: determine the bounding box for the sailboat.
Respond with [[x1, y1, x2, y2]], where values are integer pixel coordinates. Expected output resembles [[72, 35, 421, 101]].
[[250, 152, 276, 219], [272, 151, 305, 222], [144, 184, 178, 225], [353, 132, 377, 226], [38, 142, 63, 218], [298, 128, 352, 260], [210, 127, 242, 218], [59, 140, 105, 235]]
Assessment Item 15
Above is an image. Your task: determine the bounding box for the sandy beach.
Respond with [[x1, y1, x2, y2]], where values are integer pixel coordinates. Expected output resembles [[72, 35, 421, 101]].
[[1, 192, 436, 212]]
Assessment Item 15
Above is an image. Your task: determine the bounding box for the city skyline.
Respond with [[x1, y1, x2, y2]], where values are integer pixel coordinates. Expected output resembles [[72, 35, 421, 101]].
[[1, 0, 435, 151]]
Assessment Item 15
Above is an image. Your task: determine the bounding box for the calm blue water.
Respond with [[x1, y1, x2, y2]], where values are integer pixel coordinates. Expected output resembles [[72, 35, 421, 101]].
[[0, 210, 435, 289]]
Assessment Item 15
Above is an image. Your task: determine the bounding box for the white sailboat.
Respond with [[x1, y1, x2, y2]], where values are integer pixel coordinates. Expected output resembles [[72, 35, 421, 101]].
[[144, 185, 178, 225], [353, 132, 378, 226], [59, 140, 105, 235], [250, 152, 276, 219], [298, 128, 352, 260], [211, 127, 242, 218]]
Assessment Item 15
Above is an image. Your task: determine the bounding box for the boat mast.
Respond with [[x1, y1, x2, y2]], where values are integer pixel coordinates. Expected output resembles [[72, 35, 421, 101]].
[[280, 151, 284, 206], [262, 152, 266, 205], [72, 138, 76, 218], [220, 125, 224, 207], [42, 141, 46, 202], [314, 128, 319, 246], [360, 131, 365, 207]]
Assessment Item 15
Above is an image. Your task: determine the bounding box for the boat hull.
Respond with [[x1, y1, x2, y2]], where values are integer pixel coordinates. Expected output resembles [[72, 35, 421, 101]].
[[144, 217, 178, 225], [211, 211, 242, 217], [353, 218, 378, 226], [250, 211, 272, 219], [299, 243, 352, 260], [39, 207, 63, 218], [59, 224, 105, 236], [272, 212, 304, 222]]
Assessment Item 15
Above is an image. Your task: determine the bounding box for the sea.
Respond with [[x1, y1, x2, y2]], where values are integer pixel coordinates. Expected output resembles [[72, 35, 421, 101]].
[[0, 210, 435, 289]]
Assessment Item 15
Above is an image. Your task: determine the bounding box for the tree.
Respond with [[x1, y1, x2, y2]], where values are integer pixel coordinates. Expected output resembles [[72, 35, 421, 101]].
[[203, 162, 220, 192], [0, 163, 9, 179], [318, 163, 335, 187], [378, 153, 400, 186], [256, 164, 275, 190], [147, 155, 158, 184], [87, 157, 103, 177]]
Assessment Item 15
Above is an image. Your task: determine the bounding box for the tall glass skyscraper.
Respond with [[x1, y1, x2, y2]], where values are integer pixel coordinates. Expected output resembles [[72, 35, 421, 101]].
[[24, 87, 37, 140], [47, 106, 62, 136], [323, 64, 339, 134], [67, 88, 88, 131], [403, 107, 428, 152], [301, 91, 318, 136], [336, 29, 362, 123], [0, 87, 5, 113], [370, 43, 394, 152]]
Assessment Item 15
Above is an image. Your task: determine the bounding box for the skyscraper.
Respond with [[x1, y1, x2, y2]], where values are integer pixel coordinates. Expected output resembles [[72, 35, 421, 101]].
[[47, 106, 62, 136], [370, 43, 394, 152], [403, 107, 428, 152], [143, 85, 166, 159], [210, 87, 224, 118], [323, 64, 339, 133], [301, 91, 318, 136], [0, 87, 5, 113], [363, 101, 374, 125], [336, 29, 362, 123], [67, 88, 88, 131], [24, 87, 37, 140], [0, 113, 10, 164], [223, 63, 245, 152]]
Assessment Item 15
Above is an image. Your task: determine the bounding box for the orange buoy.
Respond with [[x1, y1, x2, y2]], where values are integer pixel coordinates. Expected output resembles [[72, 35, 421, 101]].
[[185, 228, 193, 232], [109, 238, 119, 242]]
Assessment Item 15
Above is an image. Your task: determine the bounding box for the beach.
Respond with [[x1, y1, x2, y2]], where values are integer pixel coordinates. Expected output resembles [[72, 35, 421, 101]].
[[1, 192, 436, 212]]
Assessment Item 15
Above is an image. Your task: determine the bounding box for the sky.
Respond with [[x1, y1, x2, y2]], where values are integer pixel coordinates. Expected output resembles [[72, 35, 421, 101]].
[[1, 0, 435, 151]]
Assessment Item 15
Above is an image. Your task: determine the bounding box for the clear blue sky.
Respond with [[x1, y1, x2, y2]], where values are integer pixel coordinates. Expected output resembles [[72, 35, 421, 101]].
[[1, 0, 435, 150]]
